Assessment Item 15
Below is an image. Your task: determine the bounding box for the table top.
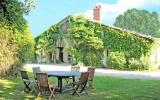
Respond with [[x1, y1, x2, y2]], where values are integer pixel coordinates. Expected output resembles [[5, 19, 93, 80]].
[[47, 71, 80, 77]]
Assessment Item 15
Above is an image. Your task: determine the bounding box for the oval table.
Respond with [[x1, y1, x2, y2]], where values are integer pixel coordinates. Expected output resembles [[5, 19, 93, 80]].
[[47, 71, 80, 93]]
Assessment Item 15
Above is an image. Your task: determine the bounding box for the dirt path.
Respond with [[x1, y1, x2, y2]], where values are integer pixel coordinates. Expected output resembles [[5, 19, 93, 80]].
[[25, 64, 160, 80]]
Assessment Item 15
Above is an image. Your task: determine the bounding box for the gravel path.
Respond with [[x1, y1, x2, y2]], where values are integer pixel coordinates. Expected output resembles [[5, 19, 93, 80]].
[[24, 64, 160, 80]]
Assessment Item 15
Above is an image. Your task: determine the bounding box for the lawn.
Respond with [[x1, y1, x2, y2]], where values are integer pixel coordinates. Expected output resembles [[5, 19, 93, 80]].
[[0, 75, 160, 100]]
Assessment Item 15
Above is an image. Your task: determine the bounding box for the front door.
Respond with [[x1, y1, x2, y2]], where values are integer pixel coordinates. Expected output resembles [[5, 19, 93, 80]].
[[58, 47, 63, 62]]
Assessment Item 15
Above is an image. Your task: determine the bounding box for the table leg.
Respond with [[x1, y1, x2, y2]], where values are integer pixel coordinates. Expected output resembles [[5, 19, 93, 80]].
[[59, 77, 62, 94], [73, 76, 75, 82], [58, 77, 60, 89], [72, 76, 75, 86]]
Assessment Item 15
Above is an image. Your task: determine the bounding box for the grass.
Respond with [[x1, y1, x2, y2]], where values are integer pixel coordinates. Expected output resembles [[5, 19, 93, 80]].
[[0, 75, 160, 100]]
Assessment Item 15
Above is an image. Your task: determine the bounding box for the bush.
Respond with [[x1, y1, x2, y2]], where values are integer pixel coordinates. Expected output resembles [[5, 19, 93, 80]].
[[0, 23, 35, 76], [0, 24, 17, 76], [107, 52, 150, 70], [107, 52, 126, 70], [128, 57, 150, 70]]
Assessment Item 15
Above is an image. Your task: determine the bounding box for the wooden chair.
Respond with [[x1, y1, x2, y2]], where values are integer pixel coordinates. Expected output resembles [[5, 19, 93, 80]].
[[32, 67, 41, 80], [71, 65, 80, 72], [20, 70, 36, 92], [36, 72, 55, 99], [87, 67, 95, 88], [65, 65, 80, 83], [71, 72, 89, 96]]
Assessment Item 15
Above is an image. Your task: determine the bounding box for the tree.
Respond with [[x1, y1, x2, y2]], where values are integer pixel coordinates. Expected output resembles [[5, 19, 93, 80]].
[[0, 0, 36, 31], [0, 0, 35, 76], [114, 9, 160, 38]]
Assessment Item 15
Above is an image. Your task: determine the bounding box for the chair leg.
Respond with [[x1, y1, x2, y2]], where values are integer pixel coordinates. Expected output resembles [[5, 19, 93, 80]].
[[73, 90, 80, 97], [65, 78, 69, 83], [24, 82, 31, 91], [72, 85, 80, 97], [84, 88, 88, 95], [79, 83, 87, 93], [49, 91, 55, 99], [88, 81, 94, 89], [37, 87, 43, 98], [29, 82, 37, 93], [49, 87, 55, 99], [37, 92, 41, 97]]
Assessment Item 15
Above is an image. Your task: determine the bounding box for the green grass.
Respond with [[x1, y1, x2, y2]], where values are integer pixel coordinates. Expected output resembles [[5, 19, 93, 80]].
[[0, 75, 160, 100]]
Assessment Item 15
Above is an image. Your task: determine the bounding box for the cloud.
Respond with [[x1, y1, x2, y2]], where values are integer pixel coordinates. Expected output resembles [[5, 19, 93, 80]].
[[83, 0, 160, 24]]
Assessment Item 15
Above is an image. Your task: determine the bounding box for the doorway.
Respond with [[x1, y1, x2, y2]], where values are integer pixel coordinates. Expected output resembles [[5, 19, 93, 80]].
[[58, 47, 63, 62]]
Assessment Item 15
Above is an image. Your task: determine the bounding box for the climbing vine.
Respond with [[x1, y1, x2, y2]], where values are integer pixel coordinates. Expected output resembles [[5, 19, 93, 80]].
[[37, 15, 155, 69], [103, 26, 153, 59], [68, 16, 153, 66], [35, 24, 64, 63]]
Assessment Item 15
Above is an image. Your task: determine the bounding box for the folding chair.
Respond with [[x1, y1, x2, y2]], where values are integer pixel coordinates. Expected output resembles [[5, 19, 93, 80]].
[[71, 72, 89, 96], [71, 65, 80, 72], [20, 70, 36, 92], [87, 67, 95, 88], [65, 65, 80, 83], [36, 72, 55, 99], [32, 67, 41, 80]]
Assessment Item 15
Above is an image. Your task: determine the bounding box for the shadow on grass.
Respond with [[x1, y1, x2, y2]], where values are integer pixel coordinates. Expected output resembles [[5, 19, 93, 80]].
[[0, 77, 36, 99], [1, 75, 160, 100]]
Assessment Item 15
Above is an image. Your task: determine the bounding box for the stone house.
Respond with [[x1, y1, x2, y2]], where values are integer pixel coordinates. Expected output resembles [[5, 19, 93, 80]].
[[37, 5, 160, 68]]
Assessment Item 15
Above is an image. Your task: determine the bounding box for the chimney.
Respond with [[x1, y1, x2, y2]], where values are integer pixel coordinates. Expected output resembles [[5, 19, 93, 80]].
[[93, 5, 101, 22]]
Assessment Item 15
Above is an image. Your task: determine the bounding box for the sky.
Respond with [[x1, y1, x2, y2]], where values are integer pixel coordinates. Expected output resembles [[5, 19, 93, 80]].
[[25, 0, 160, 37]]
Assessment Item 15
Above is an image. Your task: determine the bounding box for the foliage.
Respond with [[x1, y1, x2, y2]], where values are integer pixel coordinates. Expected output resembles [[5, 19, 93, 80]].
[[128, 58, 149, 71], [14, 24, 35, 62], [0, 0, 36, 31], [107, 52, 126, 70], [0, 23, 17, 76], [103, 21, 156, 70], [35, 24, 63, 63], [66, 16, 104, 66], [67, 16, 153, 68], [107, 52, 151, 70], [114, 8, 160, 38], [103, 24, 153, 70], [103, 25, 153, 60], [36, 15, 154, 70], [0, 0, 35, 76]]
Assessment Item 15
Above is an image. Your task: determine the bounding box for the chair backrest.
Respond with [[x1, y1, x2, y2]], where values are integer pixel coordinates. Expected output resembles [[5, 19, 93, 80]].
[[32, 67, 41, 79], [79, 72, 89, 85], [87, 67, 95, 81], [20, 70, 29, 80], [36, 73, 49, 88], [71, 65, 80, 72]]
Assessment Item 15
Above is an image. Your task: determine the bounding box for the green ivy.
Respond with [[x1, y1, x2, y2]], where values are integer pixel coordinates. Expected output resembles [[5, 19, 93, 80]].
[[37, 15, 154, 68], [103, 26, 152, 59]]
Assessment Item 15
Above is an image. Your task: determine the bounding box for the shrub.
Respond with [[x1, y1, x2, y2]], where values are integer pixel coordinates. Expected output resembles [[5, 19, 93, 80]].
[[0, 24, 17, 76], [107, 52, 126, 70], [0, 23, 35, 76], [107, 52, 150, 70], [128, 57, 150, 70]]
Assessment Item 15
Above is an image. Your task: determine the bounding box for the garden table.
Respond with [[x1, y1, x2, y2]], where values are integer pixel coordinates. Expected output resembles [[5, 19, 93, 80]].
[[47, 71, 80, 93]]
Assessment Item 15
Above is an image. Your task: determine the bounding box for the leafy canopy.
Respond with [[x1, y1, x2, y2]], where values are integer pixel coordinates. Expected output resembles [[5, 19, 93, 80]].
[[0, 0, 35, 76], [114, 9, 160, 38]]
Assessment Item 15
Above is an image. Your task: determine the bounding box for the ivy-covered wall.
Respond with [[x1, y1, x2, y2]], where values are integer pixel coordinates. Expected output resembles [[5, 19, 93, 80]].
[[36, 15, 159, 70]]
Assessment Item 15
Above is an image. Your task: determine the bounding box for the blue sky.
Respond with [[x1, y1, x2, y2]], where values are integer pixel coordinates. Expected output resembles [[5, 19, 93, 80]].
[[25, 0, 160, 37]]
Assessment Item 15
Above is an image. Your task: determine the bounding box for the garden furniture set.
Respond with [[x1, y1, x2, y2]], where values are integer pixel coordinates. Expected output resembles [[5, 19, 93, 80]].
[[20, 66, 95, 99]]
